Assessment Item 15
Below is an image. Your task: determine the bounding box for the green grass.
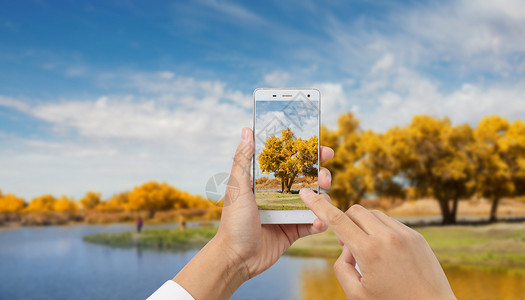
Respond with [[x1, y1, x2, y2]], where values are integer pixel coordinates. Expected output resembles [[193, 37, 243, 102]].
[[288, 222, 525, 267], [83, 226, 218, 250], [83, 222, 525, 268], [256, 190, 309, 210], [417, 224, 525, 267]]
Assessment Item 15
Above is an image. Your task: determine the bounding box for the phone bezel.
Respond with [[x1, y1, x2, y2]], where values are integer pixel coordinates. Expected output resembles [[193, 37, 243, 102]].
[[253, 88, 321, 224]]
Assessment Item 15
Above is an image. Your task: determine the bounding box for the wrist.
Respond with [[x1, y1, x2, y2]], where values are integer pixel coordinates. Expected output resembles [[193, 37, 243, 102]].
[[208, 236, 250, 287], [173, 237, 249, 300]]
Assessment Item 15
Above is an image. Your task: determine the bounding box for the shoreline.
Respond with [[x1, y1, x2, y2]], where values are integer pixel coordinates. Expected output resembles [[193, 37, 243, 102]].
[[83, 222, 525, 269], [3, 213, 525, 229]]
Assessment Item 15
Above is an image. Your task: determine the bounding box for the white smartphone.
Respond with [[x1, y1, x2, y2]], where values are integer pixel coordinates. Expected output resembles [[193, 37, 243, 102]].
[[253, 88, 320, 224]]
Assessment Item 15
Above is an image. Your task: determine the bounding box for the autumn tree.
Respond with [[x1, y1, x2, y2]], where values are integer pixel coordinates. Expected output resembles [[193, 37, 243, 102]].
[[26, 195, 58, 212], [258, 128, 318, 194], [54, 195, 79, 212], [80, 191, 101, 210], [360, 130, 406, 202], [392, 116, 476, 224], [127, 181, 210, 216], [320, 113, 374, 210], [0, 193, 26, 213], [474, 116, 515, 222], [95, 192, 128, 212], [504, 120, 525, 197]]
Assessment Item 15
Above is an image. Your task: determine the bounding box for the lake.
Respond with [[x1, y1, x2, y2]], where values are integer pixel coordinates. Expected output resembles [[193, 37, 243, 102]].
[[0, 224, 524, 299]]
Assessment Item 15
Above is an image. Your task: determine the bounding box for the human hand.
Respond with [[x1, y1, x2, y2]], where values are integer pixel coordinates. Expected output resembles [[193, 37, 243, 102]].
[[299, 190, 456, 300], [215, 127, 333, 277], [174, 127, 334, 299]]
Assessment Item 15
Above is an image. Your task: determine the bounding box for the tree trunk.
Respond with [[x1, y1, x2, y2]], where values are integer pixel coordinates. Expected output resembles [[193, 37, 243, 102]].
[[282, 177, 290, 194], [489, 198, 500, 223], [281, 180, 285, 193], [282, 184, 290, 194], [438, 199, 453, 225], [450, 198, 459, 224], [286, 174, 296, 193]]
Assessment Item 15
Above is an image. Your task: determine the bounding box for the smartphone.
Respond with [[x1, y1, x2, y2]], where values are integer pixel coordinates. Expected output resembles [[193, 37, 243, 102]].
[[253, 88, 320, 224]]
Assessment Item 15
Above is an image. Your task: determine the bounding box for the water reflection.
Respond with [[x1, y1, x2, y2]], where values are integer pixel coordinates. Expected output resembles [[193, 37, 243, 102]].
[[1, 225, 524, 300], [300, 259, 346, 300], [445, 265, 525, 300], [299, 259, 525, 300]]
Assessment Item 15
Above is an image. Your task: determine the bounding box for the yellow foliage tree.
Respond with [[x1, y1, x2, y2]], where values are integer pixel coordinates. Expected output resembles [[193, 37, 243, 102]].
[[474, 116, 518, 222], [80, 191, 101, 210], [258, 128, 318, 194], [127, 181, 210, 216], [391, 116, 476, 224], [53, 195, 79, 212], [26, 195, 58, 212], [360, 129, 405, 202], [321, 113, 374, 210], [504, 120, 525, 197], [0, 193, 26, 213]]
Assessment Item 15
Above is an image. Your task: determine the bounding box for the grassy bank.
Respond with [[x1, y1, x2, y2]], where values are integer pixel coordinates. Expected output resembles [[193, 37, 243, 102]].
[[289, 222, 525, 268], [83, 222, 525, 268], [83, 226, 218, 250]]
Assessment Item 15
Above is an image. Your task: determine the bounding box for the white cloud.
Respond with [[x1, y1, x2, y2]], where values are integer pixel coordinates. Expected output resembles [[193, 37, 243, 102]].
[[0, 73, 253, 199], [0, 96, 30, 112], [200, 0, 266, 24], [65, 66, 86, 77], [2, 0, 525, 199], [321, 0, 525, 78], [371, 53, 395, 74], [313, 82, 346, 128], [263, 70, 290, 87], [349, 66, 525, 132]]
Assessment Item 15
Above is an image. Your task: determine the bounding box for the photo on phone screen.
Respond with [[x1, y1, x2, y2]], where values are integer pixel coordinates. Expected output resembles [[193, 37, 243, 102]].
[[253, 90, 319, 211]]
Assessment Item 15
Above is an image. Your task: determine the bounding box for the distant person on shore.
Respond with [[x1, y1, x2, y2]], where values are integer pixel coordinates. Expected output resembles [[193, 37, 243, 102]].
[[137, 217, 143, 233], [178, 217, 186, 231], [147, 128, 456, 300]]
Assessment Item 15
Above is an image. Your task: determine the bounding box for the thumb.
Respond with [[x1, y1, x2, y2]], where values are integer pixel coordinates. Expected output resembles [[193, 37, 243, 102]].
[[224, 127, 254, 205]]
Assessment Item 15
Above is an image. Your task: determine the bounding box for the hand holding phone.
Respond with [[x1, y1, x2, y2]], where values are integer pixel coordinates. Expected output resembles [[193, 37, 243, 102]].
[[173, 127, 333, 299]]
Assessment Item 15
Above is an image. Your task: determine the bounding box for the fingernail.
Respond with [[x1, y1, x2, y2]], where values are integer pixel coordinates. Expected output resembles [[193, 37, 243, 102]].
[[326, 171, 331, 183], [300, 188, 313, 196], [241, 127, 250, 142]]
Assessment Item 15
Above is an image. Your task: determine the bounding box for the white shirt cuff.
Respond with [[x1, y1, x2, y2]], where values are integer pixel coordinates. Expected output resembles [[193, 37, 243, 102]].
[[146, 280, 195, 300]]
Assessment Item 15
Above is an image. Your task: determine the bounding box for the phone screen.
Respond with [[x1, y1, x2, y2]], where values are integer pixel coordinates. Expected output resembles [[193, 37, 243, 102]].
[[253, 90, 319, 211]]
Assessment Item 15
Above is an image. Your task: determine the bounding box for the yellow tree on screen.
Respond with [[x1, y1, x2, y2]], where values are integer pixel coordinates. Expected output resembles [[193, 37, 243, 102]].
[[258, 128, 318, 194]]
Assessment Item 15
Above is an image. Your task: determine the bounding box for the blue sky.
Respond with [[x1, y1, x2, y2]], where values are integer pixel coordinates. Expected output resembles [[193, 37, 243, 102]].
[[1, 0, 524, 200]]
